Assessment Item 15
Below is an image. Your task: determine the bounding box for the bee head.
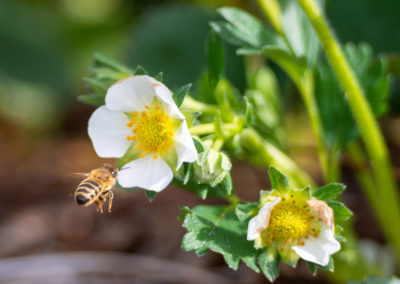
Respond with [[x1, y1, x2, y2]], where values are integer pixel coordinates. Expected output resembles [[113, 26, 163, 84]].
[[103, 164, 118, 178]]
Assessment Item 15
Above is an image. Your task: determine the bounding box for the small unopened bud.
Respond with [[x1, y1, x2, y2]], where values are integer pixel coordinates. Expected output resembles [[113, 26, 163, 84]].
[[193, 149, 232, 186]]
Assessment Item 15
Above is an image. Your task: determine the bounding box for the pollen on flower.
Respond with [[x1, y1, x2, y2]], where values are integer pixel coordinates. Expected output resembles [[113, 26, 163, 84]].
[[264, 197, 316, 243], [126, 104, 175, 158]]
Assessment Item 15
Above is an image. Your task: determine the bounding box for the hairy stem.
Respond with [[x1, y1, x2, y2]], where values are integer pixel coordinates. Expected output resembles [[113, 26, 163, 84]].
[[297, 0, 400, 267]]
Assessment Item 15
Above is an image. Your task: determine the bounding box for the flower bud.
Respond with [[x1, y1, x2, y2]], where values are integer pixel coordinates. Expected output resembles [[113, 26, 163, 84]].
[[193, 148, 231, 186]]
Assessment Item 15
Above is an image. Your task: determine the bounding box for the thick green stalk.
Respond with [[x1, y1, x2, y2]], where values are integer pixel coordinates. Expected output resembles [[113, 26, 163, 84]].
[[297, 0, 400, 266], [256, 0, 283, 36], [347, 142, 379, 211]]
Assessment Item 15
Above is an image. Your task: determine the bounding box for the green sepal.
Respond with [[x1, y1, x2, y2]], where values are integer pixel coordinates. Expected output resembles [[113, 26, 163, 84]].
[[307, 257, 334, 275], [313, 183, 346, 200], [257, 247, 281, 282], [244, 96, 255, 127], [193, 137, 205, 152], [307, 261, 318, 276], [235, 202, 258, 222], [78, 94, 105, 106], [83, 77, 109, 95], [180, 109, 201, 128], [145, 190, 158, 202], [327, 201, 353, 221], [160, 146, 179, 174], [268, 166, 290, 193], [334, 224, 346, 242], [116, 141, 141, 169], [173, 83, 192, 108], [279, 247, 299, 268], [93, 52, 132, 74], [133, 65, 148, 75], [155, 72, 163, 82]]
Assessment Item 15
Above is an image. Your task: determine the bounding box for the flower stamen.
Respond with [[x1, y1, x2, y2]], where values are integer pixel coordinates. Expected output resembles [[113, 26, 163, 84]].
[[126, 104, 174, 158]]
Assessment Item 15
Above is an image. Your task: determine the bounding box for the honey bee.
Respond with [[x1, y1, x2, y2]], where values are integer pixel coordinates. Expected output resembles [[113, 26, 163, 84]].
[[75, 164, 118, 213]]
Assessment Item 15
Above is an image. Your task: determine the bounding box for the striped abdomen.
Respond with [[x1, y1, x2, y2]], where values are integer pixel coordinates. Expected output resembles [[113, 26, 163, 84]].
[[75, 179, 102, 206]]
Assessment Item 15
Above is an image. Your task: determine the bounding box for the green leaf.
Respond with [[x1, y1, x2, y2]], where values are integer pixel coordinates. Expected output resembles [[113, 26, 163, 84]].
[[206, 29, 224, 88], [268, 166, 289, 192], [327, 201, 353, 221], [145, 190, 158, 202], [235, 203, 258, 222], [181, 205, 259, 271], [315, 43, 390, 149], [258, 248, 280, 282], [174, 83, 192, 108], [313, 183, 346, 200], [78, 94, 105, 106], [216, 7, 286, 50], [279, 0, 320, 66], [245, 67, 285, 147]]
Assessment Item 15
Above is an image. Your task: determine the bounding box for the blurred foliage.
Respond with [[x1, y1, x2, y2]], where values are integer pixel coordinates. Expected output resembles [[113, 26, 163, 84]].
[[125, 3, 245, 91], [0, 0, 68, 89], [326, 0, 400, 54], [315, 43, 389, 149], [1, 0, 398, 134]]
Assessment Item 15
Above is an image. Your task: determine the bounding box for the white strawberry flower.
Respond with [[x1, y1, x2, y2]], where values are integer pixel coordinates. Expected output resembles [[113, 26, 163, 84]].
[[88, 75, 197, 192], [247, 190, 340, 266]]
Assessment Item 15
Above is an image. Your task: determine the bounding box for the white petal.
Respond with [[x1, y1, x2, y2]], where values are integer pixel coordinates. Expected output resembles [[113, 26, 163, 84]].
[[174, 121, 198, 170], [247, 197, 281, 241], [150, 77, 185, 120], [88, 106, 132, 158], [105, 76, 155, 112], [118, 155, 173, 192], [292, 224, 340, 266]]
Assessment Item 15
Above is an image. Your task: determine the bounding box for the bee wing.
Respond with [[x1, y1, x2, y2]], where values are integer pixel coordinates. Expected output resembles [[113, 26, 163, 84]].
[[71, 172, 90, 178]]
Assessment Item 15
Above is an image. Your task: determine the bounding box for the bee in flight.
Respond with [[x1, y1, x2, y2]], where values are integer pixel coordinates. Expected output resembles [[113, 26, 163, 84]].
[[75, 164, 118, 213]]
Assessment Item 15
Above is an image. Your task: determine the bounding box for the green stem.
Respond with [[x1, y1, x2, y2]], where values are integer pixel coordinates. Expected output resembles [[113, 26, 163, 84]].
[[256, 0, 284, 36], [189, 123, 240, 136], [346, 142, 380, 218], [182, 96, 219, 115], [240, 128, 315, 189], [212, 138, 224, 151], [297, 0, 400, 267]]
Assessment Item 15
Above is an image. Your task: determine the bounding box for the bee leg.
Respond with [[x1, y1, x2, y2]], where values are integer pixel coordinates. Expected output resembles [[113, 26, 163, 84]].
[[94, 200, 104, 214], [107, 191, 114, 213]]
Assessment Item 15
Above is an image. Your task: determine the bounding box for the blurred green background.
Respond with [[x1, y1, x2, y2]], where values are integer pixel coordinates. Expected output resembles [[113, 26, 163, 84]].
[[0, 0, 398, 135]]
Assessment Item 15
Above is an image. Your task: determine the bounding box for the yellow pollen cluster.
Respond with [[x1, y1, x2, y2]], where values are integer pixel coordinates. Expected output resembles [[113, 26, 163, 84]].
[[268, 202, 311, 241], [261, 194, 320, 247], [126, 105, 174, 159]]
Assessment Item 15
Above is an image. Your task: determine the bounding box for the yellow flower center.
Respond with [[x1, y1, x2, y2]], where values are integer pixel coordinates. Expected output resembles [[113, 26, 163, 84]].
[[268, 201, 311, 241], [126, 105, 174, 159]]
